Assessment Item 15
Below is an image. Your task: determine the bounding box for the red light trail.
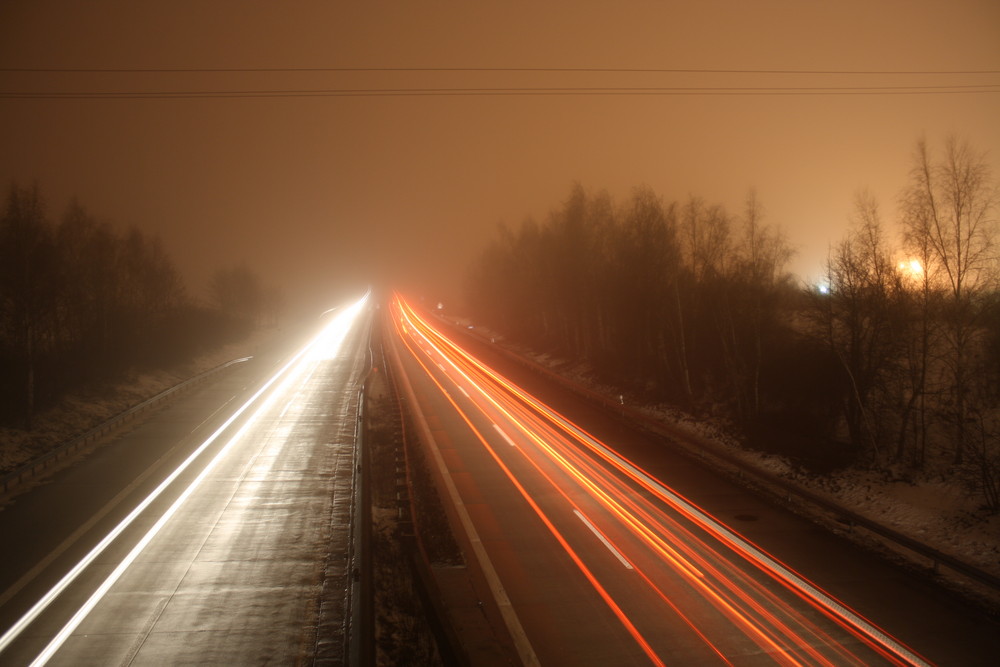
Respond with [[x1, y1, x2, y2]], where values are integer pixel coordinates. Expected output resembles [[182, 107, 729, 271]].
[[390, 294, 930, 666]]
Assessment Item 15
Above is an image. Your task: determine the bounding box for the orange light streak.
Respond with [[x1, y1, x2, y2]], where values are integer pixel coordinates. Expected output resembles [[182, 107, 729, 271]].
[[393, 314, 666, 666], [396, 303, 821, 660], [395, 298, 852, 663], [391, 294, 928, 667], [394, 305, 798, 662]]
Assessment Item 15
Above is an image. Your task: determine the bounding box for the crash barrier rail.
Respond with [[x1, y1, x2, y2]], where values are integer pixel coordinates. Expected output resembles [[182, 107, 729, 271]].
[[378, 326, 465, 665], [447, 318, 1000, 596], [0, 356, 252, 495], [346, 370, 374, 665]]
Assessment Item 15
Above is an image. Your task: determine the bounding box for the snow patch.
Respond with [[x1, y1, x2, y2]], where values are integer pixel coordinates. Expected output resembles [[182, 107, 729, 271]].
[[0, 327, 277, 474]]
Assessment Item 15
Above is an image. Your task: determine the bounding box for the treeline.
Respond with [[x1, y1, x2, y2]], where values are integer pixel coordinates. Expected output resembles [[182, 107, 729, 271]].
[[466, 182, 800, 429], [0, 182, 274, 429], [465, 137, 1000, 508]]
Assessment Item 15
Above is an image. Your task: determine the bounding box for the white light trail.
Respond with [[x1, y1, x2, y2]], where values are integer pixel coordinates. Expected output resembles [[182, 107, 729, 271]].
[[0, 292, 369, 664]]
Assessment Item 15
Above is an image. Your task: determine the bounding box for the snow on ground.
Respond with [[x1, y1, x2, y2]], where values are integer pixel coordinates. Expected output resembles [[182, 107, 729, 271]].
[[451, 316, 1000, 605], [0, 327, 278, 474], [789, 465, 1000, 578]]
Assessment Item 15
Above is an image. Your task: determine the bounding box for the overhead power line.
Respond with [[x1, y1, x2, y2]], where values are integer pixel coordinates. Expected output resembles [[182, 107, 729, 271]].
[[2, 66, 997, 99], [1, 85, 998, 100], [2, 66, 999, 75]]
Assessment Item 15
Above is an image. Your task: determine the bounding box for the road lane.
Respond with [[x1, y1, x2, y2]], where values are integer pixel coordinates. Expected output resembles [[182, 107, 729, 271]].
[[389, 335, 648, 665], [444, 327, 1000, 666], [389, 294, 999, 665], [391, 302, 753, 664], [0, 294, 372, 665]]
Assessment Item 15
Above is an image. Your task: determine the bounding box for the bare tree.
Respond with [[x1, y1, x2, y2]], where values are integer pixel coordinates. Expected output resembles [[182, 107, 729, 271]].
[[900, 136, 999, 463], [681, 196, 731, 281], [0, 182, 273, 430], [55, 201, 120, 367], [815, 191, 901, 460], [0, 183, 60, 428], [717, 191, 793, 421], [608, 186, 682, 389], [896, 203, 939, 467]]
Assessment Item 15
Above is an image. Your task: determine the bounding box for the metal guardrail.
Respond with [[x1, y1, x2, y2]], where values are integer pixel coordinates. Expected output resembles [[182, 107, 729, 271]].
[[346, 377, 374, 667], [627, 403, 1000, 592], [377, 323, 464, 665], [448, 318, 1000, 596], [0, 356, 252, 495]]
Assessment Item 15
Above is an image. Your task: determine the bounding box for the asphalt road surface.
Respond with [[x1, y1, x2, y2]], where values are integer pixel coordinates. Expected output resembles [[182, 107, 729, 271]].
[[4, 289, 999, 666], [0, 295, 373, 666], [388, 295, 1000, 666]]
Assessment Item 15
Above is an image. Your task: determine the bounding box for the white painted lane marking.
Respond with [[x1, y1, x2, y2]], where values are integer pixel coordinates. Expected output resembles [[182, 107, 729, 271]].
[[492, 423, 518, 447], [388, 330, 539, 667], [574, 509, 633, 570]]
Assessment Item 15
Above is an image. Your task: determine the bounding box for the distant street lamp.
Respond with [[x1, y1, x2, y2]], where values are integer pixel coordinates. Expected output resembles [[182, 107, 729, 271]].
[[898, 259, 924, 276]]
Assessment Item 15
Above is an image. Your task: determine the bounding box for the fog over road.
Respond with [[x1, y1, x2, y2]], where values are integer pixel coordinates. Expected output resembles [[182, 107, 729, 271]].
[[0, 295, 372, 665]]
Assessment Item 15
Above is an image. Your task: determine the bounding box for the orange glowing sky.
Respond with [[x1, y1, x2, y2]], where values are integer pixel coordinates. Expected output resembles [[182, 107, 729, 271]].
[[1, 1, 998, 310]]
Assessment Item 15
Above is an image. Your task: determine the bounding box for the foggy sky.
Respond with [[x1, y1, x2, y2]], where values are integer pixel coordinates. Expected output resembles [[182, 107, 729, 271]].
[[1, 1, 998, 312]]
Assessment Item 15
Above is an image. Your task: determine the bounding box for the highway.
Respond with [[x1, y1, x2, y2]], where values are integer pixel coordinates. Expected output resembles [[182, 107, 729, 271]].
[[0, 293, 373, 665], [387, 294, 1000, 666], [2, 287, 998, 665]]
